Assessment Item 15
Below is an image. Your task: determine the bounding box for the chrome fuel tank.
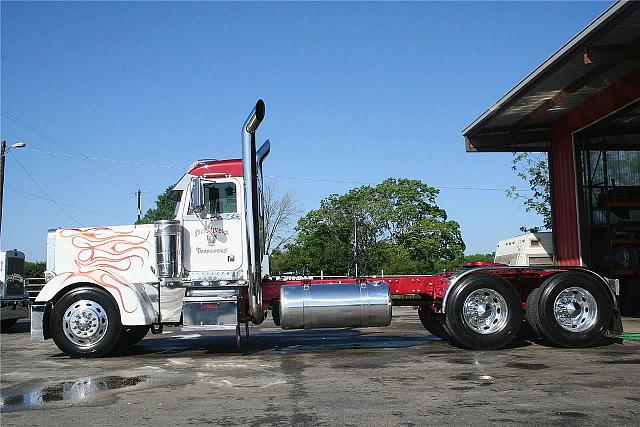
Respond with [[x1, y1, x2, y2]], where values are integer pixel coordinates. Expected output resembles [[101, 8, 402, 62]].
[[279, 282, 392, 330]]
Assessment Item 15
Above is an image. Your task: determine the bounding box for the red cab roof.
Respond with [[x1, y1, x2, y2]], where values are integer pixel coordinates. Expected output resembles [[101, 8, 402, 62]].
[[188, 159, 243, 178]]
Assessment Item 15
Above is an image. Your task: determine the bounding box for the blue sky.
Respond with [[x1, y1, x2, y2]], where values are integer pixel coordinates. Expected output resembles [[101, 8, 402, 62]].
[[1, 1, 611, 261]]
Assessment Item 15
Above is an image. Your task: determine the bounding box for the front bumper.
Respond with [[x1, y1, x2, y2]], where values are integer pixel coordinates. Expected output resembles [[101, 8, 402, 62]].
[[1, 298, 29, 321]]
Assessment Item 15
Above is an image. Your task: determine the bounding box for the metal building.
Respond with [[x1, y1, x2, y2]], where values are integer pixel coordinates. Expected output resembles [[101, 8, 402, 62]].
[[463, 0, 640, 313]]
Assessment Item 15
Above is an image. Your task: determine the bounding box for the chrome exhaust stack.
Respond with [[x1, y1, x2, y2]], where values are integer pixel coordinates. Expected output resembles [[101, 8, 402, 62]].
[[242, 99, 266, 324]]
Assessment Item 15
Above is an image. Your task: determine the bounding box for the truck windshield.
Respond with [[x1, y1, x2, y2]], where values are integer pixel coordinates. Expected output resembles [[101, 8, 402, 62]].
[[203, 182, 237, 214]]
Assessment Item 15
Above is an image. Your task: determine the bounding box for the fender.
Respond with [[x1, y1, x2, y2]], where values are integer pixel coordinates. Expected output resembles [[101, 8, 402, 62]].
[[35, 270, 157, 326]]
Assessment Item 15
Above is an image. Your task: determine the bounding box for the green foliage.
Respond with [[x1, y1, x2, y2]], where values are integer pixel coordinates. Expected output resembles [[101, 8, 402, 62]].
[[24, 261, 46, 278], [269, 178, 465, 276], [507, 153, 551, 232], [464, 253, 495, 263], [137, 187, 177, 224]]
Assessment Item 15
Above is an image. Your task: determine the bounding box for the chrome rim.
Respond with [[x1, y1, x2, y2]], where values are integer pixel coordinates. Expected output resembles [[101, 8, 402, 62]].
[[462, 288, 509, 334], [553, 287, 598, 332], [62, 299, 109, 348]]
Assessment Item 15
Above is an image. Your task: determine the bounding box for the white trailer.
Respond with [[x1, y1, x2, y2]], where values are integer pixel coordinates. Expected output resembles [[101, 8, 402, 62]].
[[494, 232, 554, 266]]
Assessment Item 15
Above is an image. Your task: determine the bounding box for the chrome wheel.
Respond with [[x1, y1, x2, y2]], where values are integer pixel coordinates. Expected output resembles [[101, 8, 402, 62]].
[[553, 287, 598, 332], [62, 299, 109, 348], [462, 288, 509, 334]]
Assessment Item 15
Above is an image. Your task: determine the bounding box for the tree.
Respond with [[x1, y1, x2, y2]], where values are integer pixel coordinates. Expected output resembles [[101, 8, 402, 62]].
[[464, 253, 495, 263], [263, 182, 301, 254], [137, 186, 177, 224], [270, 178, 465, 276], [507, 152, 551, 232], [24, 261, 46, 278]]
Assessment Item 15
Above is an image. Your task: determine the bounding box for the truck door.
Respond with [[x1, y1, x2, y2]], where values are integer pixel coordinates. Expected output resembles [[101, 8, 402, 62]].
[[182, 178, 244, 281]]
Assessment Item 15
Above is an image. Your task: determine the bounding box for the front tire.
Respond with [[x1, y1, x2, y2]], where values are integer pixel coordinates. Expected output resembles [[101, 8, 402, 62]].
[[445, 274, 523, 350], [50, 287, 121, 358], [534, 272, 612, 348]]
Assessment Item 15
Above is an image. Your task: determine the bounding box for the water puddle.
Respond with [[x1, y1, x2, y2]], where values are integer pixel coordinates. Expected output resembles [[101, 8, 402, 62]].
[[0, 375, 148, 411]]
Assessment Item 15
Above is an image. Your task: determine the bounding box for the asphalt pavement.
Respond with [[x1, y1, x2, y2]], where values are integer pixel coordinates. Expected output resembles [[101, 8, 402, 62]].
[[1, 307, 639, 426]]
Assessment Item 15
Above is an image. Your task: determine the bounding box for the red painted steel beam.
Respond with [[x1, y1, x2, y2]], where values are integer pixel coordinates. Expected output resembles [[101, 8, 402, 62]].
[[550, 68, 640, 266], [262, 275, 449, 304], [261, 269, 559, 310]]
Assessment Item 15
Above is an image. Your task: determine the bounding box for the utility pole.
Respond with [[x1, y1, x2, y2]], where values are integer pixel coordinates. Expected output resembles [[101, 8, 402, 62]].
[[0, 141, 6, 238], [353, 210, 359, 278], [134, 188, 143, 222], [0, 141, 27, 238]]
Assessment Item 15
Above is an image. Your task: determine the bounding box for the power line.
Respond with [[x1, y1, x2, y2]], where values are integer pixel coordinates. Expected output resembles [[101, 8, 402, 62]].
[[22, 146, 183, 170], [6, 140, 534, 192], [2, 130, 133, 190], [7, 150, 83, 226], [265, 175, 534, 192], [1, 119, 534, 193], [30, 148, 532, 192], [1, 111, 139, 187], [5, 185, 126, 221]]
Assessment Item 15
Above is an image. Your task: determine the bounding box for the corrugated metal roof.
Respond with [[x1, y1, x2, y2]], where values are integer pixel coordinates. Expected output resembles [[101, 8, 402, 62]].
[[463, 0, 640, 152]]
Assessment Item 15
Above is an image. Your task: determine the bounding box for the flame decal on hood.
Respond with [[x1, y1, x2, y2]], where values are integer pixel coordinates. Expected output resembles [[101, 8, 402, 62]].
[[61, 227, 150, 271], [57, 227, 152, 313]]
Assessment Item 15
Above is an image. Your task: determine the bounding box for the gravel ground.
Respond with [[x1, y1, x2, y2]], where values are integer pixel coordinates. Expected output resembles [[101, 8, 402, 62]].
[[1, 307, 639, 426]]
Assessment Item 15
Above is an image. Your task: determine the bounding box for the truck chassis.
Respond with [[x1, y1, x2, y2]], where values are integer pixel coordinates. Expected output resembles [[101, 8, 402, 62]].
[[30, 100, 623, 357]]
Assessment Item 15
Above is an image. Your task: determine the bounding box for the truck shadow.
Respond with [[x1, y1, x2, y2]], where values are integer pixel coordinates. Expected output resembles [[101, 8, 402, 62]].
[[1, 320, 30, 334], [111, 329, 446, 357], [105, 328, 542, 358]]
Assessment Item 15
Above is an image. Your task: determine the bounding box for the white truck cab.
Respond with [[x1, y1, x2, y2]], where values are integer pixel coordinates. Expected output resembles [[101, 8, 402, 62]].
[[172, 160, 247, 283], [31, 100, 269, 357]]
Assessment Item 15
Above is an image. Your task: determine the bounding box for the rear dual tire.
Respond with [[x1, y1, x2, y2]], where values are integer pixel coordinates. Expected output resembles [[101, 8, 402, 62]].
[[444, 274, 523, 350], [527, 272, 611, 348]]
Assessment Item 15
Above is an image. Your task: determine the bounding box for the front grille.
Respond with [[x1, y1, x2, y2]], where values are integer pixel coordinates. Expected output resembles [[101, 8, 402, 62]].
[[4, 274, 25, 296], [4, 256, 25, 297], [7, 257, 25, 277]]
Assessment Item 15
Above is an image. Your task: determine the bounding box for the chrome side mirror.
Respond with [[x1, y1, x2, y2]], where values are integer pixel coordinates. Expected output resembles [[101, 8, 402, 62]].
[[190, 177, 205, 215]]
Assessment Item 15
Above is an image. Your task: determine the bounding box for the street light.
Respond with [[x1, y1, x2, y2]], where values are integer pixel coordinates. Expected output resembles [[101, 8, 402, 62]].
[[0, 140, 27, 238]]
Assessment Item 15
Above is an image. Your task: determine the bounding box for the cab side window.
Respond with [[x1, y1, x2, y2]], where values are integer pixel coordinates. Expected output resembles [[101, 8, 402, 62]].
[[204, 183, 237, 214]]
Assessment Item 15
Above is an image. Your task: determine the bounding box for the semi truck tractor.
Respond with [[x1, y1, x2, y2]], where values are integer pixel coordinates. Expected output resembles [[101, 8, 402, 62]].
[[31, 100, 623, 357], [1, 250, 29, 332]]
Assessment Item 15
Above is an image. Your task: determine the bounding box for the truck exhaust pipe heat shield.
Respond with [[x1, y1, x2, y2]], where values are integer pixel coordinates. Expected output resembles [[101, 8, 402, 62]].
[[280, 282, 392, 330], [154, 220, 182, 279], [243, 99, 266, 324]]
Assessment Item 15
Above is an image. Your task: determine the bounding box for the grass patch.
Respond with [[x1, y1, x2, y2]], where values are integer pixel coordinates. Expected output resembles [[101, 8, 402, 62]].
[[618, 332, 640, 341]]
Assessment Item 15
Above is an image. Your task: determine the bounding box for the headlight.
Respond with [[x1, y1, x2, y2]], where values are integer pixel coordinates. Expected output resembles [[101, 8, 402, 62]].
[[44, 270, 56, 283]]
